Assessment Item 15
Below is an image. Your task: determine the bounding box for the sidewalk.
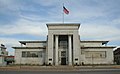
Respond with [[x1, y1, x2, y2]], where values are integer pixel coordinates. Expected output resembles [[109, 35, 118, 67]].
[[0, 65, 120, 71]]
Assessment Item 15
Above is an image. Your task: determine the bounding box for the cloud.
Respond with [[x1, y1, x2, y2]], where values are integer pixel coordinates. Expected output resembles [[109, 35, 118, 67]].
[[0, 0, 20, 12], [32, 0, 60, 6], [80, 23, 120, 41], [0, 0, 120, 55], [0, 37, 19, 47], [112, 18, 120, 25], [0, 37, 20, 55], [0, 18, 47, 36]]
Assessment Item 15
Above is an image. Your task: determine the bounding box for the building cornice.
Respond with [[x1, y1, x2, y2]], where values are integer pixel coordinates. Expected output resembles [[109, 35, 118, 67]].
[[46, 23, 80, 28], [81, 46, 116, 49], [81, 41, 109, 45], [19, 41, 46, 45], [12, 47, 46, 49]]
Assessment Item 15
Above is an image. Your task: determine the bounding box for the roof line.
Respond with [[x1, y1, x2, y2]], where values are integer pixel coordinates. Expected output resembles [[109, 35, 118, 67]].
[[81, 40, 109, 42], [46, 23, 80, 28], [19, 41, 46, 45], [81, 41, 109, 44], [81, 46, 116, 49], [12, 47, 46, 49]]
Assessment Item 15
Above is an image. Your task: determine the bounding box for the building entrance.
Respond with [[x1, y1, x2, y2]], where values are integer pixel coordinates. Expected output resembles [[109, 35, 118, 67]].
[[61, 57, 66, 65], [59, 35, 68, 65], [60, 51, 67, 65]]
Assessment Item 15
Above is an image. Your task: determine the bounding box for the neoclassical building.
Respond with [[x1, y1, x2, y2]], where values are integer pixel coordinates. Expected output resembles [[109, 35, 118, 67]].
[[13, 23, 115, 66]]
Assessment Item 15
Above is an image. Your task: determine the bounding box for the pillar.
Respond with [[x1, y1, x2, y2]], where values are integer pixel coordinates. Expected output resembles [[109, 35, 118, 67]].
[[68, 35, 72, 65], [55, 35, 58, 65]]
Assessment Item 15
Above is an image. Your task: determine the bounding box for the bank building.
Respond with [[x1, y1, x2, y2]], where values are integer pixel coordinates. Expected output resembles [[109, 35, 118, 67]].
[[13, 23, 115, 66]]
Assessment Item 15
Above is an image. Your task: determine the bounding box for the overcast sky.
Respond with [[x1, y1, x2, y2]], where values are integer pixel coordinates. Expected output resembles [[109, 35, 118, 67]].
[[0, 0, 120, 55]]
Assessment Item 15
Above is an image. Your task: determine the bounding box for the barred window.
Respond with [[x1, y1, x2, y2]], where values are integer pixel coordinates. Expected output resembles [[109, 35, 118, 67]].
[[22, 51, 43, 58]]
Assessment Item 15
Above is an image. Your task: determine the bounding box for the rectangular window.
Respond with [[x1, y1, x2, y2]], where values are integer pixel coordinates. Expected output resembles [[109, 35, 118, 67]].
[[61, 51, 66, 57], [75, 58, 78, 61], [59, 41, 68, 49], [22, 51, 43, 58], [38, 51, 43, 57], [22, 51, 26, 57], [85, 51, 106, 58], [49, 59, 52, 61]]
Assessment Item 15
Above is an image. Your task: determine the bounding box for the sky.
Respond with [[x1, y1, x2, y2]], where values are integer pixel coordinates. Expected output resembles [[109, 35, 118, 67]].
[[0, 0, 120, 55]]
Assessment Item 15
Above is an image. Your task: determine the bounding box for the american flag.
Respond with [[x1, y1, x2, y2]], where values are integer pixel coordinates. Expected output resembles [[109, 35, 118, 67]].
[[63, 6, 69, 14]]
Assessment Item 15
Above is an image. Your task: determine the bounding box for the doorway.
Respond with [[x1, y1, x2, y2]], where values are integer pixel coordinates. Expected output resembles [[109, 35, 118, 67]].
[[61, 57, 66, 65]]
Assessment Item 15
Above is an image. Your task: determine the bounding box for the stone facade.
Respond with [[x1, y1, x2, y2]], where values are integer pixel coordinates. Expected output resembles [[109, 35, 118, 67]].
[[13, 23, 115, 66], [13, 41, 46, 65]]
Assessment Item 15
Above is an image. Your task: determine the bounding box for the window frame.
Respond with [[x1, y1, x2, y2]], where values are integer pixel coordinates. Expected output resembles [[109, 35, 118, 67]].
[[22, 51, 43, 58]]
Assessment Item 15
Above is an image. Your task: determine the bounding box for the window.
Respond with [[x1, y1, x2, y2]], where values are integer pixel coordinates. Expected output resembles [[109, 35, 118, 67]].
[[22, 51, 26, 57], [59, 41, 68, 49], [85, 51, 106, 58], [38, 51, 43, 57], [61, 51, 66, 57], [49, 59, 52, 61], [22, 51, 43, 58], [75, 58, 78, 61]]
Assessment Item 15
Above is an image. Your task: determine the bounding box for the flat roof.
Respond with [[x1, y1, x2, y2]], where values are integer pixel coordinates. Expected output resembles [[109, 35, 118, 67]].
[[19, 41, 46, 45], [81, 46, 116, 49], [81, 41, 109, 45], [12, 47, 46, 49], [46, 23, 80, 28], [81, 41, 109, 43]]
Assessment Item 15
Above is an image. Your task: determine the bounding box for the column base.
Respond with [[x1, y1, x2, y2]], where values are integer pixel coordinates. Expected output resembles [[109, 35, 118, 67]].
[[55, 62, 59, 66]]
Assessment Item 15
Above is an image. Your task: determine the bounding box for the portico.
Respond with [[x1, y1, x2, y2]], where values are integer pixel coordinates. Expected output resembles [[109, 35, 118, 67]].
[[47, 24, 81, 66], [54, 35, 72, 65]]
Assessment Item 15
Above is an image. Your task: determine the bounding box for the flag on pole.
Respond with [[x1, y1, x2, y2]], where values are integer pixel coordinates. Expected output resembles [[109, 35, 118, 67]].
[[63, 6, 69, 14]]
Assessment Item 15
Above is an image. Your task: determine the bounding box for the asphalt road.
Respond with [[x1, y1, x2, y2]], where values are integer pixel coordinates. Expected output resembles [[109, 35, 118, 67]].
[[0, 70, 120, 74]]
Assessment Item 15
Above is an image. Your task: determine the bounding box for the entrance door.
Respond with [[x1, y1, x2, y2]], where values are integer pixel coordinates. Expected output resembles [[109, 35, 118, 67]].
[[59, 35, 68, 65], [61, 51, 67, 65], [61, 57, 66, 65]]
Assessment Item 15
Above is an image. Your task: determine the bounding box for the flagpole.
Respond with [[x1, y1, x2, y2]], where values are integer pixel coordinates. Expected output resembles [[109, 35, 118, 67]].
[[63, 3, 64, 24]]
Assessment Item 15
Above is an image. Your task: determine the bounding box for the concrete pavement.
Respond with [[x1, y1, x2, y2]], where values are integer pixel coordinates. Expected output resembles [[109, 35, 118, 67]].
[[0, 65, 120, 71], [0, 70, 120, 74]]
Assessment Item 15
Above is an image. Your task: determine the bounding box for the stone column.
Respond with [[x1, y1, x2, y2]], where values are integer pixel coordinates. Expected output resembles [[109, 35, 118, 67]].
[[68, 35, 72, 65], [55, 35, 58, 65]]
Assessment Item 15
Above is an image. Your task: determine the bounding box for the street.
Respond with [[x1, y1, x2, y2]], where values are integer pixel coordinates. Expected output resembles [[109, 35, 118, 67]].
[[0, 69, 120, 74]]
